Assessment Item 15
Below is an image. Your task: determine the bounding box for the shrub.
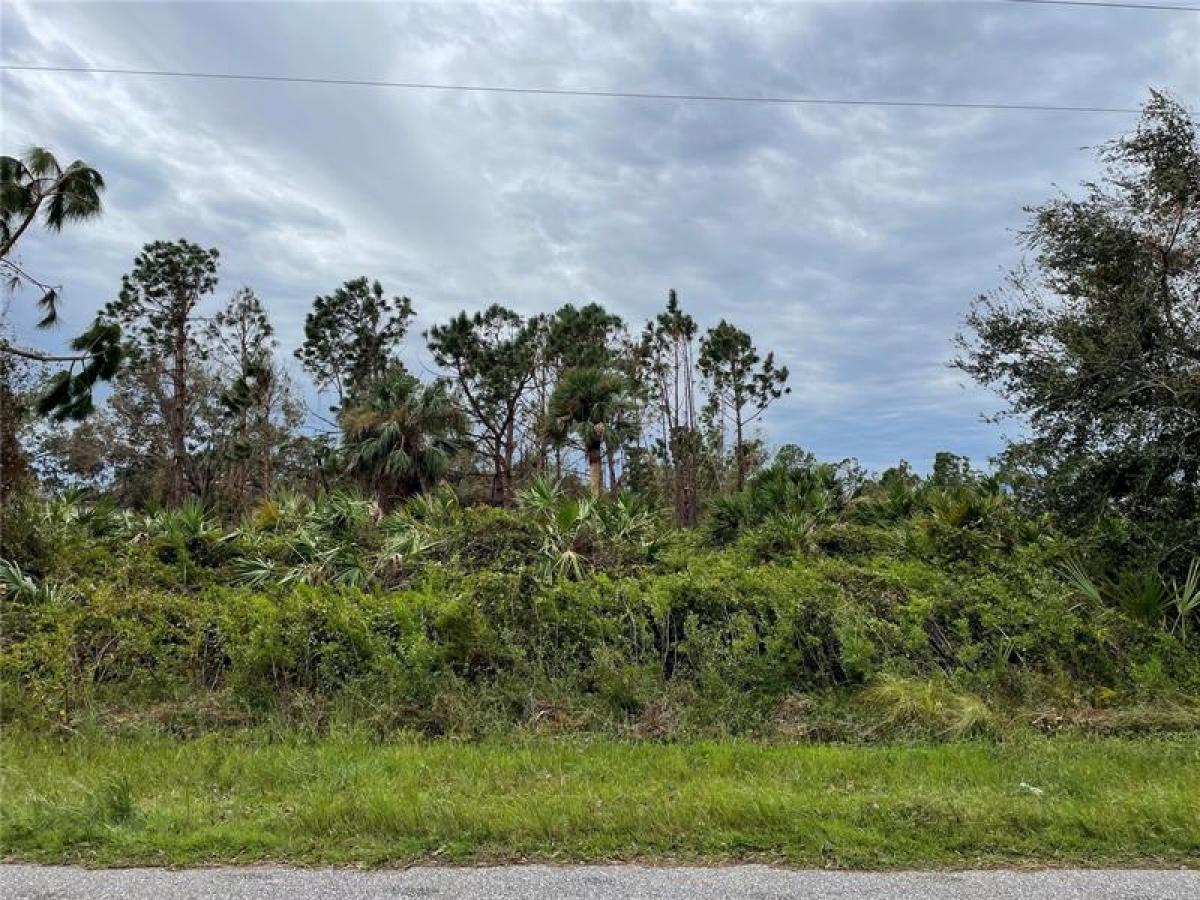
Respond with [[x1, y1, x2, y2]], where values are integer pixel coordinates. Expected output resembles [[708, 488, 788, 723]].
[[3, 488, 1199, 740]]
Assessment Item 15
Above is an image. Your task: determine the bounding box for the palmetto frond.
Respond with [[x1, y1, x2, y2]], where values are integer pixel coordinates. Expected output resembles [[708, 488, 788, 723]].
[[374, 523, 440, 579], [339, 369, 466, 502], [518, 477, 658, 581], [1060, 557, 1200, 634], [853, 478, 923, 525], [309, 490, 379, 537], [1170, 558, 1200, 639], [0, 559, 78, 603], [231, 555, 282, 589], [399, 486, 460, 526], [1060, 558, 1105, 607], [0, 559, 42, 601], [0, 157, 33, 226], [517, 476, 563, 514], [146, 499, 221, 542]]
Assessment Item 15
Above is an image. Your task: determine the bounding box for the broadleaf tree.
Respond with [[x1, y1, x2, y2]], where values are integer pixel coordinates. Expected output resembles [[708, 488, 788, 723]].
[[954, 90, 1200, 563]]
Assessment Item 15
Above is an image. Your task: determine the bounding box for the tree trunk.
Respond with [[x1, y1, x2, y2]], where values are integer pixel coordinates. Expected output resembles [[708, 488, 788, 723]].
[[503, 415, 517, 506], [0, 201, 44, 260], [587, 446, 603, 497], [261, 427, 274, 505], [168, 319, 189, 506], [491, 445, 506, 505], [669, 427, 698, 527], [734, 410, 745, 492]]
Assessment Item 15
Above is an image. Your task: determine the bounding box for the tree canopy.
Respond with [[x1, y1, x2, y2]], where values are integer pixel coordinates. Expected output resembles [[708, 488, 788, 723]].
[[295, 277, 415, 407], [699, 320, 790, 490], [955, 90, 1199, 560]]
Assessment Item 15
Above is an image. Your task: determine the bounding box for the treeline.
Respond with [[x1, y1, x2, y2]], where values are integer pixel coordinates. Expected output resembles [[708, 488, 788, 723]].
[[0, 150, 792, 522], [4, 243, 790, 520], [1, 89, 1198, 572]]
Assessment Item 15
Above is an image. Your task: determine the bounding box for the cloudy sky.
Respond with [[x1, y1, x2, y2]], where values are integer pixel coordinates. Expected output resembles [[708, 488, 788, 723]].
[[2, 0, 1196, 471]]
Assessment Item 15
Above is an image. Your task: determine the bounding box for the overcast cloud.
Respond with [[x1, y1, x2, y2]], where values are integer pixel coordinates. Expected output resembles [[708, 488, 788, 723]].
[[2, 0, 1197, 471]]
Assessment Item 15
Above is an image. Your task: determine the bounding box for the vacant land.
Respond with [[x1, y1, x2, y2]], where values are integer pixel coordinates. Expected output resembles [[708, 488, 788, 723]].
[[2, 732, 1197, 868]]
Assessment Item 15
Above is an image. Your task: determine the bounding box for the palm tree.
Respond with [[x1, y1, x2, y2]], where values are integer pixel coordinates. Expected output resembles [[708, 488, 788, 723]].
[[339, 367, 466, 508], [546, 367, 629, 496], [2, 147, 105, 322], [1, 147, 117, 422], [1, 147, 105, 251]]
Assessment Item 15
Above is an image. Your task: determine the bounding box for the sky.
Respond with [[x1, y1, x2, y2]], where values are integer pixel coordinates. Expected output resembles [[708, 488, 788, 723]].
[[1, 0, 1197, 473]]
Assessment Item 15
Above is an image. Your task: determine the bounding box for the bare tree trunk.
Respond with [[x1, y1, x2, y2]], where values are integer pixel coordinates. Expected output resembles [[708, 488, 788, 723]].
[[168, 320, 189, 505], [734, 410, 745, 492], [672, 428, 699, 527], [261, 422, 274, 504], [587, 446, 603, 497]]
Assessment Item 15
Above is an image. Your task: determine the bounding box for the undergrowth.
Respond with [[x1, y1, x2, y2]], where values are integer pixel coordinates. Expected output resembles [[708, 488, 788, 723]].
[[2, 461, 1198, 741]]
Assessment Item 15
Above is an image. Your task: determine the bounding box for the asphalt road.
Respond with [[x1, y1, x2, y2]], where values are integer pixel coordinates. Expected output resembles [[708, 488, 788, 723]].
[[2, 865, 1197, 899]]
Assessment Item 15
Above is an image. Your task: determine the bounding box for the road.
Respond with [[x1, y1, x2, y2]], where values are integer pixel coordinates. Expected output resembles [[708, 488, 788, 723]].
[[2, 865, 1197, 899]]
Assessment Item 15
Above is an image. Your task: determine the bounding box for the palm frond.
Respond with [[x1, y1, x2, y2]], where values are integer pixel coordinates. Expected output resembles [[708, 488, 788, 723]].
[[21, 146, 60, 178], [1059, 558, 1105, 606], [1168, 557, 1200, 638]]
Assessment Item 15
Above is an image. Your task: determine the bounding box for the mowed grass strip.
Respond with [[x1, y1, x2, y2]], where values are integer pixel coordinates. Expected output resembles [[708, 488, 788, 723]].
[[1, 733, 1197, 868]]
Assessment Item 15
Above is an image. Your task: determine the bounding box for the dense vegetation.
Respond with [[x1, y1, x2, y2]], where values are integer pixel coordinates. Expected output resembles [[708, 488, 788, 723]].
[[1, 91, 1197, 745], [2, 460, 1198, 740]]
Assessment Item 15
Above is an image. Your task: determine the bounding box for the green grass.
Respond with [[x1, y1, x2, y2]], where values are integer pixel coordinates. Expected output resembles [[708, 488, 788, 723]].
[[2, 731, 1198, 868]]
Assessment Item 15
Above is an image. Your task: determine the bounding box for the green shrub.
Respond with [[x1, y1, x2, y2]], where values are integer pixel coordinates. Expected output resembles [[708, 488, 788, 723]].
[[3, 489, 1199, 740]]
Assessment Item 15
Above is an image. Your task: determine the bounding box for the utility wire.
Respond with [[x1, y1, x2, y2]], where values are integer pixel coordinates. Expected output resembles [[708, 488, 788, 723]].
[[0, 63, 1141, 114], [1003, 0, 1200, 11]]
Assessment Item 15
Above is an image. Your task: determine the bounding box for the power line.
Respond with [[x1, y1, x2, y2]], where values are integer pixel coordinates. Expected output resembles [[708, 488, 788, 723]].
[[0, 63, 1141, 114], [1003, 0, 1200, 11]]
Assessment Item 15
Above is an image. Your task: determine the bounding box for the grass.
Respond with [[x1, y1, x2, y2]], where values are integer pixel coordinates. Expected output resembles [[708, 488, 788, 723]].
[[1, 731, 1198, 868]]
